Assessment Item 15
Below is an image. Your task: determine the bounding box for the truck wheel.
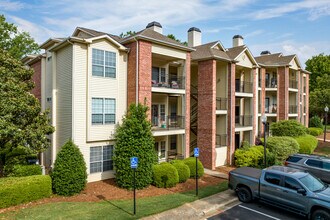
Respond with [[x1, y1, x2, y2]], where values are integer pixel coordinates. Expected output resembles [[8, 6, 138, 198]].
[[312, 209, 330, 220], [237, 186, 252, 203]]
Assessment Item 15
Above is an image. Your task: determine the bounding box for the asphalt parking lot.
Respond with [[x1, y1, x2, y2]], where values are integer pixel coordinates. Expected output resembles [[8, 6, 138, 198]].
[[208, 201, 302, 220]]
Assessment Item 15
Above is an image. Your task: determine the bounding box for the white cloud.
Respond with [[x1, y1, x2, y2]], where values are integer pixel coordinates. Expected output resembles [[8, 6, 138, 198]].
[[204, 25, 247, 33], [244, 30, 264, 38], [0, 0, 24, 11], [252, 0, 330, 20]]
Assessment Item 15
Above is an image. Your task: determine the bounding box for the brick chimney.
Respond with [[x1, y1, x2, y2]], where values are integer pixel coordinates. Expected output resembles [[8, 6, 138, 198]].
[[188, 27, 201, 47], [233, 35, 244, 47], [146, 21, 162, 34]]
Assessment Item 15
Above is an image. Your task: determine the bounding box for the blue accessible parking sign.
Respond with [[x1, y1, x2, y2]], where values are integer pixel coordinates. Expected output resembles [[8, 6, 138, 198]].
[[194, 148, 199, 157], [130, 157, 138, 169]]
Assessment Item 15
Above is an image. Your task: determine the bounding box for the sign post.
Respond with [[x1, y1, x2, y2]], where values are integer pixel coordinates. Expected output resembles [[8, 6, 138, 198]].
[[130, 157, 138, 215], [194, 147, 199, 196]]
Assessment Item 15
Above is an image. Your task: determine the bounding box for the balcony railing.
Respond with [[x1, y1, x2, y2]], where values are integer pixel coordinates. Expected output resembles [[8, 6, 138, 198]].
[[151, 74, 185, 89], [289, 80, 298, 89], [265, 104, 277, 113], [216, 134, 227, 147], [235, 80, 253, 93], [216, 97, 227, 110], [258, 79, 261, 88], [289, 105, 298, 114], [258, 104, 261, 113], [265, 78, 277, 88], [152, 115, 185, 130], [303, 86, 306, 93], [235, 115, 252, 127]]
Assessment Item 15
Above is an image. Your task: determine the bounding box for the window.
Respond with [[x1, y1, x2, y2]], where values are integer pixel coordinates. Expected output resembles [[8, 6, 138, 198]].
[[92, 98, 116, 124], [90, 145, 113, 173], [92, 48, 116, 78], [152, 66, 166, 83], [286, 156, 303, 163], [323, 162, 330, 170], [265, 173, 281, 185], [284, 177, 302, 191], [306, 159, 322, 168]]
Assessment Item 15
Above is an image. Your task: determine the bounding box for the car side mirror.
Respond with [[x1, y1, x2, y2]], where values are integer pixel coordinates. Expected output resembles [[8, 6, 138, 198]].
[[297, 188, 306, 196]]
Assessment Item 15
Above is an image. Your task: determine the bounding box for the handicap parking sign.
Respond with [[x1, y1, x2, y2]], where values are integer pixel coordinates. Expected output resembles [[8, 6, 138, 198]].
[[194, 148, 199, 157], [130, 157, 138, 169]]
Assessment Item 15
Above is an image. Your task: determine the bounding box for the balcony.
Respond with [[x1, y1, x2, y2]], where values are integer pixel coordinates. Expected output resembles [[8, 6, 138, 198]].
[[303, 86, 306, 93], [265, 78, 277, 88], [151, 74, 185, 89], [216, 134, 227, 147], [258, 104, 261, 113], [216, 97, 227, 110], [235, 115, 252, 127], [289, 105, 298, 114], [152, 115, 185, 130], [235, 80, 253, 93], [265, 104, 277, 113], [289, 80, 298, 89]]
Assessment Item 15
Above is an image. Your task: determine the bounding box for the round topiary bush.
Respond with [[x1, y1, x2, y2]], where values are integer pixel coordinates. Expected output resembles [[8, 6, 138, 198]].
[[266, 136, 299, 163], [51, 140, 87, 196], [270, 120, 308, 137], [152, 162, 179, 188], [235, 146, 264, 168], [308, 127, 323, 136], [295, 135, 318, 154], [183, 157, 204, 178], [170, 160, 190, 183]]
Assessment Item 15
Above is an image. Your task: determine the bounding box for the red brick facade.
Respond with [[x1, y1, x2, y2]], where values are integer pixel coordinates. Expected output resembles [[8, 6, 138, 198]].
[[30, 60, 42, 101], [197, 60, 216, 170], [277, 67, 289, 120], [305, 74, 310, 126], [185, 53, 191, 158], [227, 63, 236, 165], [252, 68, 257, 139], [297, 71, 301, 121], [125, 40, 152, 119], [260, 68, 266, 134]]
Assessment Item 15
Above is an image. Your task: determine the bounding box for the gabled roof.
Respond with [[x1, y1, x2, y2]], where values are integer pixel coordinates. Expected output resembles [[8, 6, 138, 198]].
[[40, 38, 65, 49], [255, 53, 300, 67], [226, 45, 258, 66], [191, 41, 231, 62], [120, 28, 194, 52], [73, 27, 122, 42]]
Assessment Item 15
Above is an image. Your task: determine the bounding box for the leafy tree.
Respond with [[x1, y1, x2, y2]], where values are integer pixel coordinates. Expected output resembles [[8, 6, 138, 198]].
[[113, 103, 157, 189], [119, 31, 136, 38], [0, 49, 54, 169], [51, 140, 87, 196], [309, 74, 330, 116], [305, 54, 330, 92], [0, 15, 39, 59], [167, 34, 188, 46]]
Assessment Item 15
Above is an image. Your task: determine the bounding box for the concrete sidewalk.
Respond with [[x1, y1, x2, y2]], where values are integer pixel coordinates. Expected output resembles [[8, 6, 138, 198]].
[[142, 169, 237, 220], [142, 189, 238, 220]]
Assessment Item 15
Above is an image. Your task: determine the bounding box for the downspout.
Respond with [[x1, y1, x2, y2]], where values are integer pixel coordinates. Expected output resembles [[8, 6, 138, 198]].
[[134, 37, 139, 105]]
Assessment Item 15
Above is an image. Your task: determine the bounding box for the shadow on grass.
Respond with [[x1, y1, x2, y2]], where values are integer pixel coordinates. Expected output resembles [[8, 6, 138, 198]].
[[96, 195, 133, 216]]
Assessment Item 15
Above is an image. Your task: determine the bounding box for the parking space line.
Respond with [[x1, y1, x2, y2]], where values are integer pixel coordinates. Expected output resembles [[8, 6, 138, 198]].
[[238, 205, 281, 220]]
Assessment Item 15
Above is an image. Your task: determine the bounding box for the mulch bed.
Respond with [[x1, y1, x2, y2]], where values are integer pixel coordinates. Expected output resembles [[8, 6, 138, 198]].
[[0, 174, 226, 214]]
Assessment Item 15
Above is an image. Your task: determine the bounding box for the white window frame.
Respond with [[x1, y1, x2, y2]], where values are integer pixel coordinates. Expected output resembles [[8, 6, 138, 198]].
[[90, 145, 114, 174], [92, 98, 116, 125], [92, 48, 116, 78]]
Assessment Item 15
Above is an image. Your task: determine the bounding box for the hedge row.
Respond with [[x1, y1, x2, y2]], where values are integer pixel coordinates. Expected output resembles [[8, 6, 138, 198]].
[[308, 127, 323, 136], [0, 175, 52, 209], [152, 158, 204, 188], [6, 165, 42, 177], [295, 135, 318, 154]]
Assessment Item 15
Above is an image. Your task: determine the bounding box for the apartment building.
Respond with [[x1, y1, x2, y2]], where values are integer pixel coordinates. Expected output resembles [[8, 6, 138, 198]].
[[24, 22, 192, 182], [24, 22, 309, 180]]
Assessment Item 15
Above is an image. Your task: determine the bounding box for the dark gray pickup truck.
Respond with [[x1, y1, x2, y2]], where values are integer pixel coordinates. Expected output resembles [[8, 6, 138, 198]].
[[229, 166, 330, 220]]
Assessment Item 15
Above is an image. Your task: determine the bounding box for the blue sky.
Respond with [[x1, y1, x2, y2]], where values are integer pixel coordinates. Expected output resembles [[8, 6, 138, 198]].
[[1, 0, 330, 67]]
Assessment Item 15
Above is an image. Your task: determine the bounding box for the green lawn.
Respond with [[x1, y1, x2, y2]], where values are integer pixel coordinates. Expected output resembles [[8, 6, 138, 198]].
[[0, 181, 228, 220]]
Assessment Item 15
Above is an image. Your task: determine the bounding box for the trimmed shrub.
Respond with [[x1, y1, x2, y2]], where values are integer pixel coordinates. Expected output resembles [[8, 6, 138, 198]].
[[309, 116, 323, 129], [270, 120, 308, 137], [308, 127, 323, 136], [51, 140, 87, 196], [267, 136, 299, 163], [152, 162, 179, 188], [295, 135, 318, 154], [7, 165, 41, 177], [0, 175, 52, 209], [170, 160, 190, 183], [183, 157, 204, 178], [113, 103, 157, 189], [235, 145, 264, 168]]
